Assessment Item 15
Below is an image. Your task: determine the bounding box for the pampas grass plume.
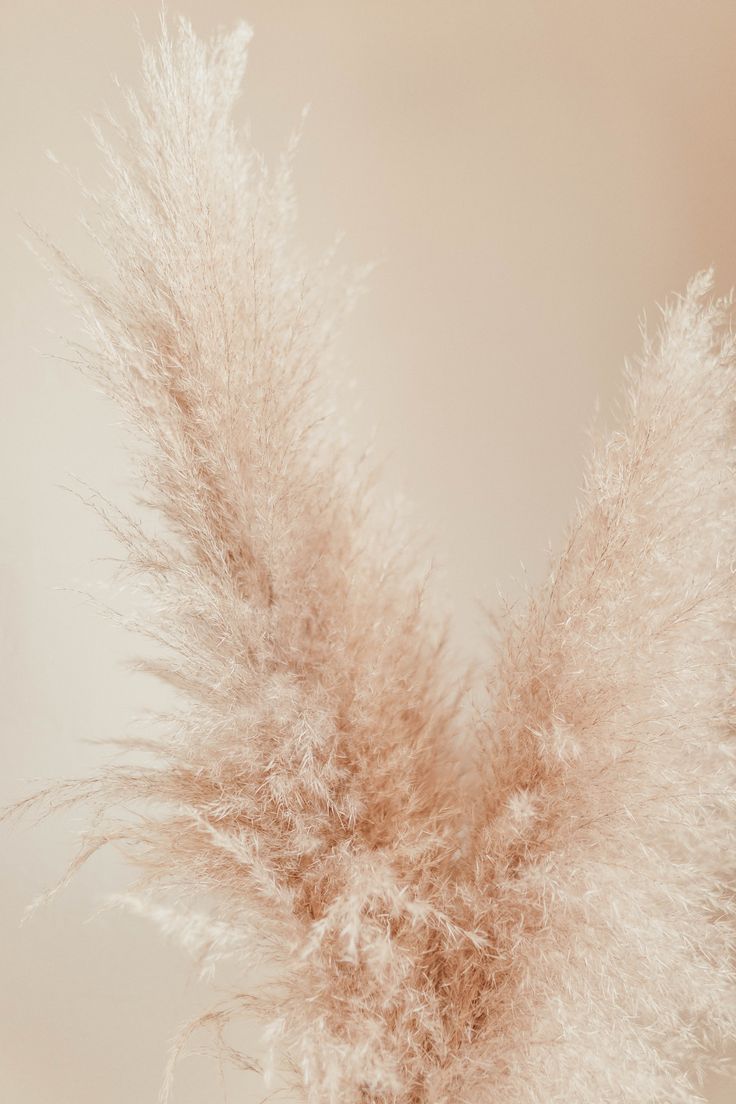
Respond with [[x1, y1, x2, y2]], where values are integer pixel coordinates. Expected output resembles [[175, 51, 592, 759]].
[[13, 14, 736, 1104]]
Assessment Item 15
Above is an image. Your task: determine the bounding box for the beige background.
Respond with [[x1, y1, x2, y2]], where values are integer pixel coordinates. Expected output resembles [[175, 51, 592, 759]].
[[2, 1, 736, 1100]]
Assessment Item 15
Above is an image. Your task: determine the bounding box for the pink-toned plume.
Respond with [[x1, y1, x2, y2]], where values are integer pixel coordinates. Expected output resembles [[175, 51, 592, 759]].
[[13, 15, 736, 1104]]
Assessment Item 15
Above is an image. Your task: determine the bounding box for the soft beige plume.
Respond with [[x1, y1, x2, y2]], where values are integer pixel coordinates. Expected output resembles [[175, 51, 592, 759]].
[[14, 14, 736, 1104]]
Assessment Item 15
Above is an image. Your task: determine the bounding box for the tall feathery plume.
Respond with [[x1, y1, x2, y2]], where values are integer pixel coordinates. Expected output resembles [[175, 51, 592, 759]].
[[14, 15, 736, 1104]]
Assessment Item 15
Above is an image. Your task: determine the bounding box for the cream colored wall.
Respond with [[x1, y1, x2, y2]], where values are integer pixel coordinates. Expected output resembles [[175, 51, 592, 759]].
[[2, 2, 735, 1100]]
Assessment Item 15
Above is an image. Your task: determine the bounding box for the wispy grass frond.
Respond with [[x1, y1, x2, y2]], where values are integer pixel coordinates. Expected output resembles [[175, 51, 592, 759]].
[[17, 15, 736, 1104]]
